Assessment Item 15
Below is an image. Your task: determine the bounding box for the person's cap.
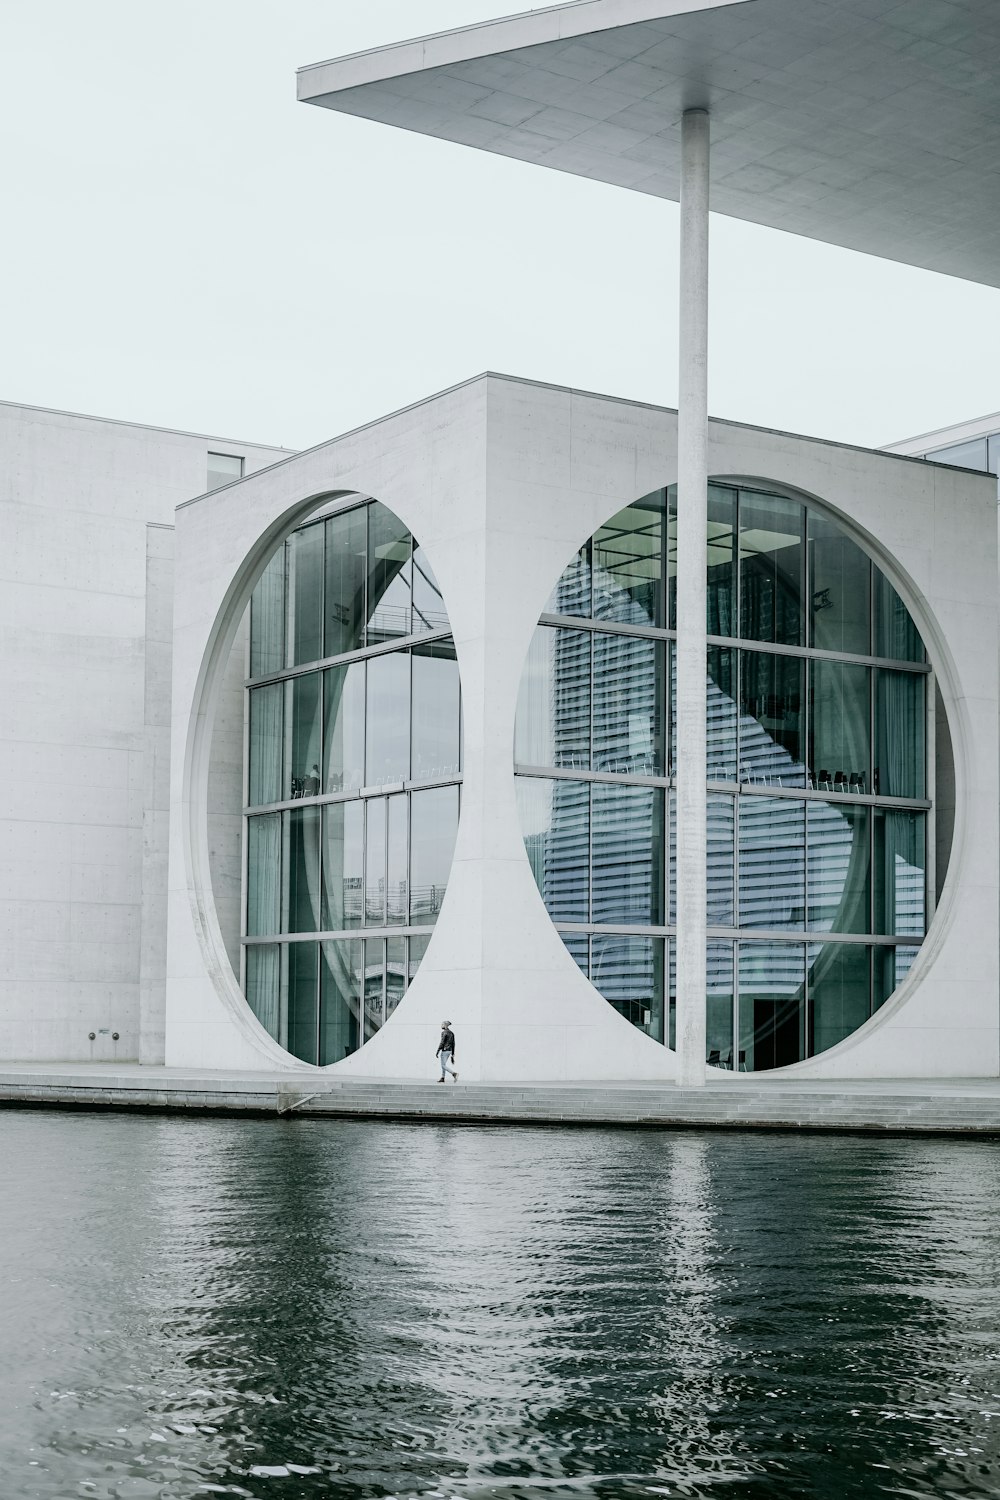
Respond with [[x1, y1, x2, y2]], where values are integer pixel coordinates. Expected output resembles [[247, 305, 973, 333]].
[[442, 1021, 451, 1027]]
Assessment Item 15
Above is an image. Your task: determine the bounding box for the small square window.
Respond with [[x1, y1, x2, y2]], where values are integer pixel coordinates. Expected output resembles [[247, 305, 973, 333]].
[[207, 452, 244, 491]]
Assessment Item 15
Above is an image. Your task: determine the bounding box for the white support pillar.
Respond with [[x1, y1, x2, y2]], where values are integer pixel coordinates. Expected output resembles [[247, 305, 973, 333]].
[[675, 108, 710, 1089]]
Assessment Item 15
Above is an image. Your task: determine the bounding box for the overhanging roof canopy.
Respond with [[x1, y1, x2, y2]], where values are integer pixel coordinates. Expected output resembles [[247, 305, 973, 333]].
[[298, 0, 1000, 287]]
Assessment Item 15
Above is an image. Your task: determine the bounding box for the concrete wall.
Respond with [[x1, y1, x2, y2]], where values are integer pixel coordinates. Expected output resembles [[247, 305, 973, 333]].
[[164, 374, 1000, 1082], [0, 400, 289, 1062]]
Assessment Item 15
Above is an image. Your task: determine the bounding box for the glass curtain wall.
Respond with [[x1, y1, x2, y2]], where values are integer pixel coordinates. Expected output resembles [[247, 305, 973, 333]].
[[242, 499, 461, 1065], [515, 482, 933, 1072]]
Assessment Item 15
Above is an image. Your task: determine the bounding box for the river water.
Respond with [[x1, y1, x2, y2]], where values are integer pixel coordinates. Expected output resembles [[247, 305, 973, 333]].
[[2, 1111, 1000, 1499]]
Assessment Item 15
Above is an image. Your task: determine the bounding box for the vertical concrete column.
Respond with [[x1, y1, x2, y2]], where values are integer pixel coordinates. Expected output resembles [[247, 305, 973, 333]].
[[675, 108, 710, 1088]]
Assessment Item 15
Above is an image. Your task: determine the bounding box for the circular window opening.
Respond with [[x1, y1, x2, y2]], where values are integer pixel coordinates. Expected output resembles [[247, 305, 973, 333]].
[[237, 496, 462, 1065], [514, 481, 949, 1072]]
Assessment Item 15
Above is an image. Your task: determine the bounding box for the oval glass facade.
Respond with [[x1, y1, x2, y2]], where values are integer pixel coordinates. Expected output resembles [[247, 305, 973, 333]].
[[243, 499, 461, 1065], [515, 482, 934, 1071]]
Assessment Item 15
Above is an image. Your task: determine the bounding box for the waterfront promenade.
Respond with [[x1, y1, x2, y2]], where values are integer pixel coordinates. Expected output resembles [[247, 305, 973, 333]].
[[1, 1064, 999, 1135]]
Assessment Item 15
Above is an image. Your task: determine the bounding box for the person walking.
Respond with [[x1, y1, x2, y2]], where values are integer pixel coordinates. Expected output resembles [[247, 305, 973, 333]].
[[436, 1021, 458, 1082]]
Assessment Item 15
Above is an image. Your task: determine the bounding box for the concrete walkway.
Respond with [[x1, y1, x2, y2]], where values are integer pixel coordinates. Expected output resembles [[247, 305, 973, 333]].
[[1, 1063, 1000, 1135]]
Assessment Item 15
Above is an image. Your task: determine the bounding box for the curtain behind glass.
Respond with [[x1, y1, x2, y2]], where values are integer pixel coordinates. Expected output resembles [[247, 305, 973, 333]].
[[245, 944, 280, 1040], [250, 547, 285, 679], [875, 669, 925, 799], [875, 810, 925, 937], [249, 683, 283, 806], [247, 814, 281, 936]]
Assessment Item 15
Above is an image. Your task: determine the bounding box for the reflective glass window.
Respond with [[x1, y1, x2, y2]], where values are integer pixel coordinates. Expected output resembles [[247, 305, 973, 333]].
[[706, 941, 735, 1068], [875, 669, 925, 798], [248, 683, 283, 807], [410, 785, 459, 926], [286, 806, 321, 934], [287, 523, 324, 667], [514, 626, 591, 772], [707, 645, 737, 782], [323, 661, 365, 795], [324, 508, 367, 657], [807, 803, 870, 934], [408, 934, 430, 986], [808, 941, 870, 1056], [706, 483, 737, 636], [592, 633, 664, 777], [707, 795, 735, 926], [591, 934, 664, 1041], [874, 810, 925, 937], [363, 937, 386, 1040], [739, 796, 805, 931], [926, 437, 988, 470], [284, 941, 319, 1065], [250, 546, 285, 679], [516, 776, 590, 926], [411, 545, 448, 634], [207, 452, 244, 491], [320, 939, 361, 1063], [386, 936, 406, 1023], [873, 944, 919, 1010], [246, 944, 280, 1037], [386, 794, 408, 926], [738, 941, 806, 1071], [808, 660, 870, 795], [808, 512, 870, 655], [546, 543, 591, 618], [367, 502, 411, 644], [286, 672, 322, 801], [247, 814, 281, 937], [592, 784, 664, 927], [593, 495, 666, 627], [364, 797, 387, 926], [874, 572, 923, 663], [365, 650, 410, 786], [739, 490, 804, 646], [321, 800, 363, 933], [562, 935, 589, 977], [412, 639, 461, 782], [739, 650, 805, 787]]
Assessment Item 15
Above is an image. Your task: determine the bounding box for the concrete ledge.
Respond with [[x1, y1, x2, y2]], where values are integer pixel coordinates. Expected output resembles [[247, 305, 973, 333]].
[[1, 1065, 999, 1135]]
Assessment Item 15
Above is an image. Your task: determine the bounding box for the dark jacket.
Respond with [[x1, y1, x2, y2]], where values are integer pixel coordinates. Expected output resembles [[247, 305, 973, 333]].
[[436, 1028, 456, 1057]]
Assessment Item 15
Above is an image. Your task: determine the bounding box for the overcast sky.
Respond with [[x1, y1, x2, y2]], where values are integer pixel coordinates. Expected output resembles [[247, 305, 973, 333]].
[[3, 0, 999, 453]]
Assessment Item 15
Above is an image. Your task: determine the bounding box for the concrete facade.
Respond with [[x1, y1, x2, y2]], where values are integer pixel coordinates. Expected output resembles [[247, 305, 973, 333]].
[[158, 373, 999, 1083]]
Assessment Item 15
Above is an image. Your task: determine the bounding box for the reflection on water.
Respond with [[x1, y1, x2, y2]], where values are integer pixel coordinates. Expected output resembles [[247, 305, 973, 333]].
[[2, 1113, 1000, 1499]]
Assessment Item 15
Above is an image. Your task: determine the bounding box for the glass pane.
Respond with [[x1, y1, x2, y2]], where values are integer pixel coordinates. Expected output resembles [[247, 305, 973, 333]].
[[808, 941, 870, 1056], [592, 633, 664, 777], [386, 936, 406, 1022], [286, 672, 322, 801], [287, 522, 324, 667], [365, 650, 410, 786], [367, 502, 411, 644], [386, 794, 408, 925], [738, 941, 806, 1071], [591, 934, 664, 1041], [546, 543, 591, 618], [873, 944, 920, 1009], [249, 546, 285, 679], [286, 806, 322, 934], [245, 944, 280, 1040], [411, 544, 448, 634], [592, 784, 664, 926], [363, 937, 385, 1039], [321, 800, 364, 932], [365, 797, 386, 926], [707, 941, 735, 1068], [988, 434, 1000, 477], [412, 639, 461, 781], [926, 437, 988, 470], [739, 490, 804, 646], [739, 650, 805, 787], [408, 933, 430, 985], [324, 507, 367, 657], [561, 934, 589, 977], [246, 814, 281, 936], [706, 483, 737, 636], [707, 645, 737, 781], [875, 669, 925, 798], [808, 512, 870, 655], [593, 493, 666, 627], [874, 810, 925, 937], [248, 682, 283, 807], [284, 941, 319, 1065], [323, 661, 365, 795], [874, 572, 924, 663], [207, 452, 243, 491], [807, 803, 870, 934], [410, 785, 459, 926], [514, 625, 591, 772], [808, 660, 870, 795], [707, 794, 735, 926], [667, 488, 677, 629], [516, 777, 589, 926], [319, 939, 362, 1063], [738, 796, 805, 931]]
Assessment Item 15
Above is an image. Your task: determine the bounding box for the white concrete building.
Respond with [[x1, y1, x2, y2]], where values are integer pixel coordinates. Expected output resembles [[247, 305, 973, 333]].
[[3, 0, 1000, 1085]]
